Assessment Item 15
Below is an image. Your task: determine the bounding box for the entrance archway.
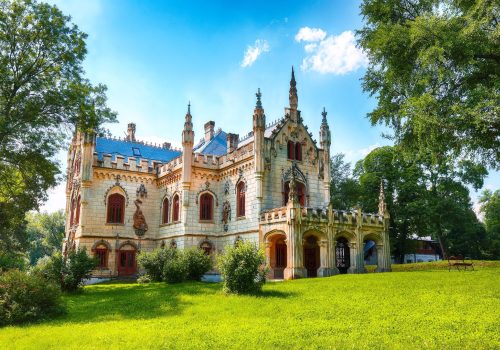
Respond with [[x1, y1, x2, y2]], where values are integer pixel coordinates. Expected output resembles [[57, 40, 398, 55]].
[[267, 233, 287, 279], [336, 237, 350, 274], [117, 243, 137, 276], [303, 235, 320, 277]]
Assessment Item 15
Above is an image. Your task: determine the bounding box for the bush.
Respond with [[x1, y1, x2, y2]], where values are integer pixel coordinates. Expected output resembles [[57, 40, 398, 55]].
[[0, 269, 63, 326], [138, 247, 173, 282], [217, 241, 268, 294], [136, 274, 152, 284], [182, 248, 212, 281], [32, 249, 97, 292], [162, 248, 187, 283]]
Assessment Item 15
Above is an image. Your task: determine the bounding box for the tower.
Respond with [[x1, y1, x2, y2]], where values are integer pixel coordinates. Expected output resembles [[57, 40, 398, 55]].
[[319, 107, 331, 204], [253, 89, 265, 216], [181, 103, 194, 224]]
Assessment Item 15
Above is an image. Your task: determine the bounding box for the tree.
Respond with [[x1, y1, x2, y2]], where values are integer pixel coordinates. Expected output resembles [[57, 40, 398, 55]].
[[358, 0, 500, 167], [0, 0, 116, 256], [25, 210, 65, 265], [330, 153, 361, 210], [479, 189, 500, 259]]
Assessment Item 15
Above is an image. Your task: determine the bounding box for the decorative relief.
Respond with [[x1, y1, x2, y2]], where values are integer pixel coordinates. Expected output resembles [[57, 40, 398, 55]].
[[222, 200, 231, 232], [133, 199, 148, 237], [224, 180, 231, 196], [136, 183, 148, 198]]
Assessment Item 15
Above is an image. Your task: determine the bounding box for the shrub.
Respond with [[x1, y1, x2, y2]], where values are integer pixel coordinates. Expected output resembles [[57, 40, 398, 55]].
[[32, 249, 97, 292], [0, 269, 63, 326], [162, 248, 187, 283], [0, 252, 27, 272], [136, 274, 152, 284], [138, 247, 173, 282], [217, 241, 268, 294], [182, 248, 212, 281]]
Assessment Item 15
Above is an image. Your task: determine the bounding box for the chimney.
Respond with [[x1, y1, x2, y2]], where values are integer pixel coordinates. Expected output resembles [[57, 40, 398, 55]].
[[127, 123, 136, 142], [204, 121, 215, 143], [226, 133, 239, 153], [162, 142, 171, 149]]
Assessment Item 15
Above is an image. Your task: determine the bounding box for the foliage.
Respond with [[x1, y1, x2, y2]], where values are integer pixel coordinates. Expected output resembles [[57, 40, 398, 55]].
[[138, 247, 175, 282], [479, 190, 500, 259], [0, 269, 63, 326], [32, 249, 97, 292], [217, 241, 267, 294], [162, 248, 187, 283], [330, 153, 361, 210], [0, 269, 499, 348], [25, 210, 65, 265], [182, 248, 212, 281], [0, 0, 116, 259], [0, 251, 27, 271], [358, 0, 500, 168]]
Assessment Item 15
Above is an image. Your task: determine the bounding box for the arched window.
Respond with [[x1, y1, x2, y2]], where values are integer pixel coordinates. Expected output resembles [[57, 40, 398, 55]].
[[172, 194, 180, 222], [283, 181, 306, 206], [75, 195, 81, 224], [295, 142, 302, 161], [200, 193, 214, 221], [200, 241, 212, 255], [162, 197, 170, 224], [69, 198, 75, 225], [237, 182, 246, 217], [287, 141, 295, 160], [107, 193, 125, 224], [95, 245, 108, 268]]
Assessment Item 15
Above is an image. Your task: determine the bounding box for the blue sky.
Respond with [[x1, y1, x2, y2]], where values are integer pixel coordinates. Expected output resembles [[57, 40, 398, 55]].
[[41, 0, 498, 213]]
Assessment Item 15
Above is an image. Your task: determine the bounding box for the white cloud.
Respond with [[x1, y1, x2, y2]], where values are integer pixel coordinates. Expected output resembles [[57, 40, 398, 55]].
[[297, 29, 368, 75], [295, 27, 327, 42], [40, 182, 66, 213], [241, 39, 270, 68]]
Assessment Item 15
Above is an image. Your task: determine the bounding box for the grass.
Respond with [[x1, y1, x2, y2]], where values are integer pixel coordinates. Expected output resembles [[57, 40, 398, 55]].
[[1, 262, 499, 350]]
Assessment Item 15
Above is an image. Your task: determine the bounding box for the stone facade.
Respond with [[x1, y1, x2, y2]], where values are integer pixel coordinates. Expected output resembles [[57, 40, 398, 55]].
[[63, 69, 391, 279]]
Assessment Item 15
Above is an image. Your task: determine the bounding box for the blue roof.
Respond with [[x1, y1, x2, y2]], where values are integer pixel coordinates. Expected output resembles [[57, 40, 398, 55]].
[[95, 137, 181, 164], [193, 130, 227, 156]]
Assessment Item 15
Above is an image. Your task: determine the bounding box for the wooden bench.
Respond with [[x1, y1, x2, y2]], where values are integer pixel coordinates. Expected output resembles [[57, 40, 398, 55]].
[[447, 255, 474, 271]]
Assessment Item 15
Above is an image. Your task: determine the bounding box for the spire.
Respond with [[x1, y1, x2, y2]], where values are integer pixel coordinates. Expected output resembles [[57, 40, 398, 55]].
[[321, 107, 328, 125], [289, 66, 298, 110], [378, 179, 386, 215], [256, 88, 262, 109], [187, 101, 191, 115]]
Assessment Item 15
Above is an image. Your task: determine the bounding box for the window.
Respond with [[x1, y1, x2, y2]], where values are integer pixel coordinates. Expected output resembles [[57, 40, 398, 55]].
[[172, 194, 180, 222], [69, 198, 75, 225], [107, 193, 125, 224], [283, 181, 306, 206], [295, 142, 302, 161], [287, 141, 295, 160], [162, 197, 169, 224], [132, 147, 141, 156], [200, 193, 214, 221], [75, 195, 81, 224], [237, 182, 245, 217], [95, 247, 108, 268]]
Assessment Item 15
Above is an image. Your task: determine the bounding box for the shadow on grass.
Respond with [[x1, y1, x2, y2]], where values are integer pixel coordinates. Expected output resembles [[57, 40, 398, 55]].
[[257, 289, 295, 298], [47, 281, 221, 326]]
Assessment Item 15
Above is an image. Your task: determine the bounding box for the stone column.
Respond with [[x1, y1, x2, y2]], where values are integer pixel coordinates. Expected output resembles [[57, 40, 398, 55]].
[[317, 239, 334, 277], [347, 242, 357, 274]]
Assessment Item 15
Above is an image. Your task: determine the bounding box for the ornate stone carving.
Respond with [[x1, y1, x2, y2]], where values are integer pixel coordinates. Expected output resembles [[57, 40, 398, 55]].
[[222, 200, 231, 232], [137, 183, 147, 198], [133, 199, 148, 236]]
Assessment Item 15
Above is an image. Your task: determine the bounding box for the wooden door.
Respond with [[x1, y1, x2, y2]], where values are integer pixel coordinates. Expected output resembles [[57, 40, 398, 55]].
[[274, 243, 287, 279], [304, 247, 319, 277], [118, 250, 136, 276]]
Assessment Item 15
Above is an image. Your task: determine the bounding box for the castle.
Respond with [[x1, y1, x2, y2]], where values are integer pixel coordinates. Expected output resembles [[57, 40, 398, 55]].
[[63, 68, 391, 279]]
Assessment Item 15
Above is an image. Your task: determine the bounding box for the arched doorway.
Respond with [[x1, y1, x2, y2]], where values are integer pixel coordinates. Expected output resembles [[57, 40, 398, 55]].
[[303, 235, 320, 277], [117, 243, 137, 276], [336, 237, 350, 274], [267, 233, 287, 279], [364, 239, 378, 266]]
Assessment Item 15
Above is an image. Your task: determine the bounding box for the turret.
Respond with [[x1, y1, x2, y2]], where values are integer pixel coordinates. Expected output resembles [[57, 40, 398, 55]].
[[126, 123, 136, 142], [181, 103, 194, 221], [319, 108, 331, 204], [253, 89, 265, 215]]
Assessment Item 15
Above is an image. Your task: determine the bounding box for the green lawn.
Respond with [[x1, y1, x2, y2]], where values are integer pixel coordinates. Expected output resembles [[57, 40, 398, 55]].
[[1, 263, 499, 350]]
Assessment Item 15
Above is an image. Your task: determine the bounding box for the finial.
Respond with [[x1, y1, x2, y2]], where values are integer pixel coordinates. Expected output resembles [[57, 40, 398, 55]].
[[291, 66, 295, 82], [321, 107, 327, 123], [256, 88, 262, 108], [378, 179, 386, 215], [289, 66, 298, 110], [187, 101, 191, 115]]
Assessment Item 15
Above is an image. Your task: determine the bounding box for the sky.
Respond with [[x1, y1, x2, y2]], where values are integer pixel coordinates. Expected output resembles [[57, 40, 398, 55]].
[[41, 0, 499, 214]]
